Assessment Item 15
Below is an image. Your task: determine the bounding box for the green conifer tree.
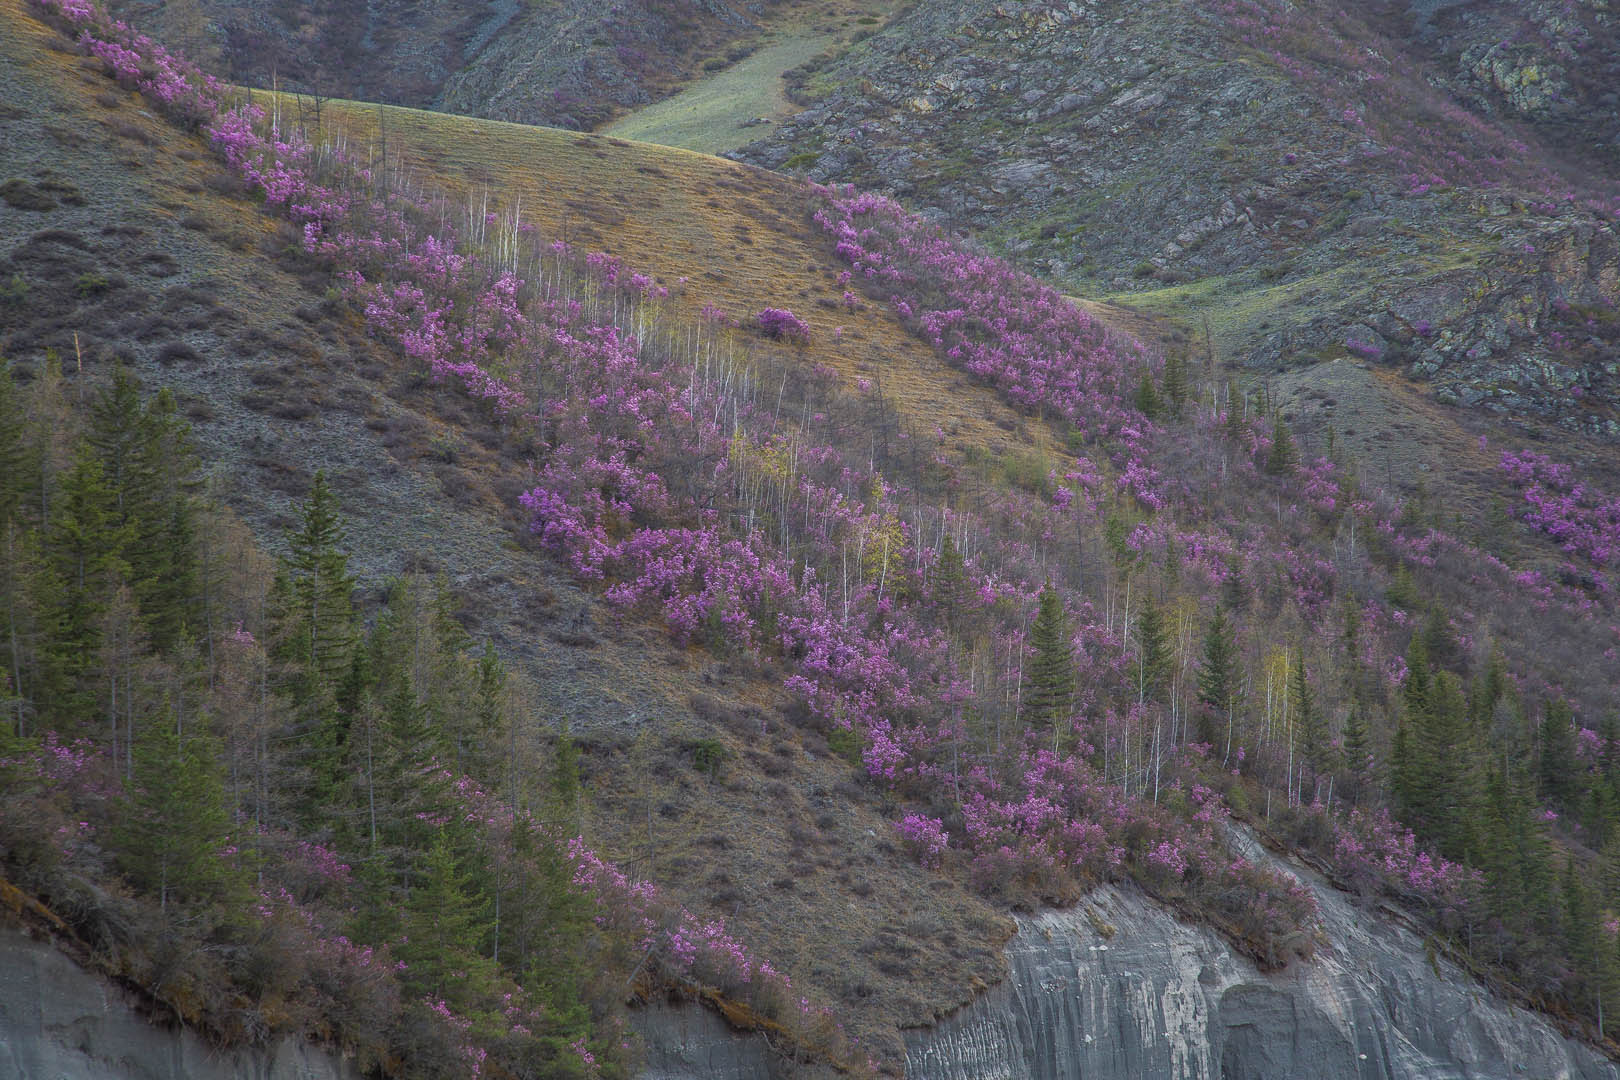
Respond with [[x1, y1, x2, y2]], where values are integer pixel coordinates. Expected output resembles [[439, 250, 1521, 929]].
[[1195, 607, 1239, 750], [398, 830, 499, 1005], [1291, 655, 1326, 778], [932, 533, 970, 639], [114, 708, 239, 912], [0, 363, 38, 532], [1134, 602, 1172, 705], [1022, 586, 1076, 750], [271, 472, 358, 808], [1133, 371, 1162, 420], [1161, 352, 1189, 419], [47, 446, 130, 721], [87, 371, 199, 650], [1340, 706, 1373, 796], [1540, 698, 1578, 809], [1265, 416, 1298, 475]]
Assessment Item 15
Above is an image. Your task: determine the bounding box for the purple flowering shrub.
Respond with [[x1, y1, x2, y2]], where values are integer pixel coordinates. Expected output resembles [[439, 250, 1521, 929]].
[[1501, 449, 1620, 571], [756, 307, 811, 342]]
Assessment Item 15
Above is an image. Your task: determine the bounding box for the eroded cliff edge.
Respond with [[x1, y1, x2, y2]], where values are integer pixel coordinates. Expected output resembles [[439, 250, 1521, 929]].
[[0, 925, 357, 1080], [904, 830, 1619, 1080]]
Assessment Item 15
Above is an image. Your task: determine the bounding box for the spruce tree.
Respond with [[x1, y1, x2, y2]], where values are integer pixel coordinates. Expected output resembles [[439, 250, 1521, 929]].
[[47, 447, 130, 721], [1195, 607, 1239, 749], [1340, 706, 1373, 792], [932, 533, 970, 638], [0, 363, 37, 532], [114, 709, 239, 912], [272, 471, 358, 807], [469, 640, 506, 771], [1223, 381, 1248, 443], [1133, 371, 1162, 420], [1134, 602, 1172, 704], [1161, 352, 1189, 419], [87, 371, 199, 650], [1291, 655, 1326, 778], [1, 524, 63, 738], [1386, 564, 1419, 612], [279, 471, 356, 689], [1540, 698, 1578, 809], [1265, 416, 1297, 475], [398, 829, 499, 1005], [1022, 586, 1075, 750]]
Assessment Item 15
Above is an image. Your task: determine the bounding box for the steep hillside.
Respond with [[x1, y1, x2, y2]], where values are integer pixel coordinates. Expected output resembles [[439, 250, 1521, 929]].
[[737, 0, 1620, 436], [100, 0, 896, 131], [9, 2, 1620, 1078], [0, 1, 1015, 1069]]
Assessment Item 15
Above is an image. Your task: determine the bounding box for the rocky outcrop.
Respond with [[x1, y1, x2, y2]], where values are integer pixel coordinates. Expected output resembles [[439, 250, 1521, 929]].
[[737, 0, 1620, 435], [0, 925, 358, 1080], [631, 827, 1620, 1079], [903, 829, 1617, 1080], [906, 898, 1612, 1078]]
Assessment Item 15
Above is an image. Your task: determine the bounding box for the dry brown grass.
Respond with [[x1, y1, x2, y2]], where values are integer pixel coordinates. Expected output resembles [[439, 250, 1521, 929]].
[[270, 90, 1069, 474]]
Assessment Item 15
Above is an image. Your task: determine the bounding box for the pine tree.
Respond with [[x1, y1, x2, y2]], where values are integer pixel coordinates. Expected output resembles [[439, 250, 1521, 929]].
[[547, 731, 582, 827], [1291, 654, 1327, 780], [114, 708, 240, 912], [1022, 586, 1075, 749], [1400, 671, 1482, 861], [0, 363, 38, 532], [272, 472, 357, 808], [932, 533, 970, 638], [278, 471, 356, 689], [398, 829, 499, 1005], [1340, 706, 1373, 793], [1540, 698, 1578, 809], [1161, 352, 1189, 419], [470, 640, 507, 768], [86, 371, 199, 650], [1133, 371, 1162, 420], [1264, 416, 1297, 475], [1386, 563, 1419, 612], [1195, 607, 1239, 749], [47, 446, 130, 721], [1, 524, 63, 739], [1134, 602, 1172, 704], [1223, 381, 1248, 443]]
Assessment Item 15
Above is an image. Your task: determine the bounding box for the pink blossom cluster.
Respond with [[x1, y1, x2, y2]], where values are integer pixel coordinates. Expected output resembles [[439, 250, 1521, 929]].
[[756, 307, 811, 342], [812, 187, 1151, 441], [895, 813, 949, 868], [1501, 449, 1620, 568], [1331, 808, 1480, 912]]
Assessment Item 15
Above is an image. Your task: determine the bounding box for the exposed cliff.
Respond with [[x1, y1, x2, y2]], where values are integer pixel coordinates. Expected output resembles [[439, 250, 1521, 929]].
[[635, 827, 1620, 1079], [904, 827, 1618, 1080], [0, 925, 358, 1080]]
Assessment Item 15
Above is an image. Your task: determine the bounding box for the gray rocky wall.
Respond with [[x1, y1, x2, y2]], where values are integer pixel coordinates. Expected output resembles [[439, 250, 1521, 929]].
[[0, 926, 357, 1080]]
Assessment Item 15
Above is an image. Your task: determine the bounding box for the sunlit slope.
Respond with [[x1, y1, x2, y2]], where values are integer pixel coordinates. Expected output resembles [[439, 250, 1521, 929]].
[[277, 92, 1066, 463], [599, 30, 839, 155]]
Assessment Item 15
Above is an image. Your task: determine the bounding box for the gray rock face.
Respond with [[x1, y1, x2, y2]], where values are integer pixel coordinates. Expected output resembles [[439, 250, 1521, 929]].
[[633, 1001, 787, 1080], [903, 832, 1618, 1080], [626, 828, 1620, 1080], [0, 926, 358, 1080]]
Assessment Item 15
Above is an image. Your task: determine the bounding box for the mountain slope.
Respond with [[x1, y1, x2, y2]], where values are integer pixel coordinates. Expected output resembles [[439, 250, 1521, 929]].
[[0, 2, 1014, 1068], [9, 2, 1620, 1077], [101, 0, 896, 130], [736, 0, 1620, 436]]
